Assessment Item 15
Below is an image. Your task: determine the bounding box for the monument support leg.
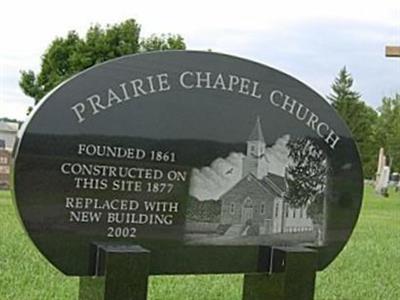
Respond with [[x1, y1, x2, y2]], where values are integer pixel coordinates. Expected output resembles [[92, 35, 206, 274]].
[[242, 247, 317, 300], [79, 245, 150, 300]]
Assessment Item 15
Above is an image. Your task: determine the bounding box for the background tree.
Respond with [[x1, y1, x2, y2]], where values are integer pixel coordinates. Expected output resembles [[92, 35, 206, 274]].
[[140, 34, 185, 51], [19, 19, 186, 106], [375, 94, 400, 173], [327, 67, 379, 178]]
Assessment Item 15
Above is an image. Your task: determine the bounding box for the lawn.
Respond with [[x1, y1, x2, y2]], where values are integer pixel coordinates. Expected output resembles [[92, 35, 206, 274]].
[[0, 186, 399, 300]]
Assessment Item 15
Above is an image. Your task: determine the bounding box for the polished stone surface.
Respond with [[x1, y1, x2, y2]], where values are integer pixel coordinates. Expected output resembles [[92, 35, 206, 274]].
[[12, 51, 363, 275]]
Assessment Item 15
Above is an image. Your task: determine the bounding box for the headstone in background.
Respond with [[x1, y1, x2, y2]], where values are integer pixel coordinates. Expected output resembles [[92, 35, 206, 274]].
[[377, 166, 391, 197], [375, 147, 387, 194], [376, 147, 386, 178]]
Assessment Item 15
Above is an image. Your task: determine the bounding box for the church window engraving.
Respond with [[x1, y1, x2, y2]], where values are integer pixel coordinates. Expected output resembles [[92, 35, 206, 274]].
[[230, 203, 235, 215], [261, 203, 265, 215]]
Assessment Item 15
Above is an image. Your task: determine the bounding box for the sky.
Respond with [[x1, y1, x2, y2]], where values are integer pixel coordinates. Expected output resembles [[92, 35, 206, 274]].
[[1, 0, 399, 121]]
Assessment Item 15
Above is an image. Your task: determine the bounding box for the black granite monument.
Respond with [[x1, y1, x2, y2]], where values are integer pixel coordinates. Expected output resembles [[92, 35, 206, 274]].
[[12, 51, 363, 300]]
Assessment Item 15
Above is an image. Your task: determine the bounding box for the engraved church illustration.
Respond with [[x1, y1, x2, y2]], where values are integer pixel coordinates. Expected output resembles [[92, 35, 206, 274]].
[[220, 117, 313, 235], [185, 117, 321, 245]]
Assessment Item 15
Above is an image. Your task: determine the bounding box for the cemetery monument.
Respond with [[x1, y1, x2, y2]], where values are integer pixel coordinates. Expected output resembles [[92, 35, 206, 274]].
[[12, 51, 364, 300]]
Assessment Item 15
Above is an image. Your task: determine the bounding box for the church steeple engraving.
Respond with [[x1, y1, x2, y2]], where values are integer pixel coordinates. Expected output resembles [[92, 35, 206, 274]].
[[247, 116, 265, 158], [242, 117, 269, 179]]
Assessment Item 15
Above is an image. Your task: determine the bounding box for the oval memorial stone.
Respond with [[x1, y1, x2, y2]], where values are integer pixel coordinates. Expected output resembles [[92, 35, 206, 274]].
[[12, 51, 363, 275]]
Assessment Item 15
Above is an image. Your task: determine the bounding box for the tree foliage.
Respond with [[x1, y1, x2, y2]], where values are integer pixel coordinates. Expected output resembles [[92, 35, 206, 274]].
[[19, 19, 185, 105], [327, 67, 379, 178], [140, 34, 185, 52], [284, 138, 328, 220], [375, 94, 400, 172]]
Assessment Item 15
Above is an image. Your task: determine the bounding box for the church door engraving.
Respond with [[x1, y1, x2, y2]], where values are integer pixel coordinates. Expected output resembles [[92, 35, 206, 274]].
[[241, 197, 254, 224], [264, 219, 272, 234]]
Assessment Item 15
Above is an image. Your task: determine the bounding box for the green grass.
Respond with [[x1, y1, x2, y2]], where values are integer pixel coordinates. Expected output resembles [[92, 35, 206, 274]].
[[0, 187, 399, 299]]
